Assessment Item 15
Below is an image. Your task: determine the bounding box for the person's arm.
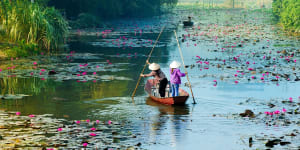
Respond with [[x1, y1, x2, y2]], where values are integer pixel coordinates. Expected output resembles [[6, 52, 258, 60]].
[[146, 60, 150, 65], [141, 71, 155, 77], [177, 70, 186, 77], [140, 60, 152, 77]]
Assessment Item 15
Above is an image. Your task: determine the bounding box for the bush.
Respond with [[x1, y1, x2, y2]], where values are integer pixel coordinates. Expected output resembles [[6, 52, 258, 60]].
[[272, 0, 300, 33]]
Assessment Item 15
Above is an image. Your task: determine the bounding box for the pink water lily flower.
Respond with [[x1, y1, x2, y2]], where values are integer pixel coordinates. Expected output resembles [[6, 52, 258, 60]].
[[76, 120, 80, 124], [89, 133, 97, 136], [57, 128, 63, 132], [108, 120, 112, 125], [16, 112, 21, 115], [83, 143, 88, 147], [33, 62, 37, 65], [90, 127, 96, 131], [28, 114, 35, 118], [196, 61, 202, 64], [274, 110, 280, 114], [96, 120, 100, 124], [234, 80, 239, 84], [282, 108, 286, 113]]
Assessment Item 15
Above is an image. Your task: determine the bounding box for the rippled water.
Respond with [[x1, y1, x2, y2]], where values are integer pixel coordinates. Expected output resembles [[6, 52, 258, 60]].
[[0, 8, 299, 149]]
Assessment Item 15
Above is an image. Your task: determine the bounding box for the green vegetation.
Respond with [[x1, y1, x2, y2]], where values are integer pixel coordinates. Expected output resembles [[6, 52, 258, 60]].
[[272, 0, 300, 34], [0, 0, 178, 58], [0, 0, 68, 58], [48, 0, 178, 28]]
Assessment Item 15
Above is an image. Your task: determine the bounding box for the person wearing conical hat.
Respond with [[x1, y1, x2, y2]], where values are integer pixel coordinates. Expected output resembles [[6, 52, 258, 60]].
[[169, 61, 187, 97], [141, 60, 168, 97]]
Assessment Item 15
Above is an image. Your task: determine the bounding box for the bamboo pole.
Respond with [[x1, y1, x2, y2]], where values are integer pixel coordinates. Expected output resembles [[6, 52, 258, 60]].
[[174, 30, 196, 104], [131, 27, 165, 99]]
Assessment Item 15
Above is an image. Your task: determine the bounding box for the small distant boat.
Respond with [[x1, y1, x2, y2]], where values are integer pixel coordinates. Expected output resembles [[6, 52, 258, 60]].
[[183, 16, 193, 27], [144, 79, 189, 105], [183, 21, 194, 27]]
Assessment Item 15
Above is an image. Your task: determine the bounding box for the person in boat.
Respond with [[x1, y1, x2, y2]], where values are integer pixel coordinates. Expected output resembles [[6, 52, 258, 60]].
[[141, 61, 168, 98], [188, 16, 192, 22], [169, 61, 187, 97], [183, 16, 193, 26]]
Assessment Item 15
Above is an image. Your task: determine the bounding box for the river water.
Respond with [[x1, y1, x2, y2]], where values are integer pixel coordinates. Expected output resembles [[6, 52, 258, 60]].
[[0, 8, 299, 149]]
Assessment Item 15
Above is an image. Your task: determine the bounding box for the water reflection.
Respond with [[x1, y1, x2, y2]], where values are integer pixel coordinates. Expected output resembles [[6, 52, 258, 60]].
[[146, 98, 189, 115], [146, 98, 190, 147], [0, 29, 174, 119]]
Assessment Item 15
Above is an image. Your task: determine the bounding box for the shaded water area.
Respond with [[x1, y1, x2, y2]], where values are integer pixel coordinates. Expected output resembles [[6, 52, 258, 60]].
[[0, 8, 300, 149]]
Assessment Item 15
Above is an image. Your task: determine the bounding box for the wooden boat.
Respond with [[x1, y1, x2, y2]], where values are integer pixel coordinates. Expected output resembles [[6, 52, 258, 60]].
[[146, 97, 189, 115], [144, 79, 189, 105], [183, 21, 194, 27]]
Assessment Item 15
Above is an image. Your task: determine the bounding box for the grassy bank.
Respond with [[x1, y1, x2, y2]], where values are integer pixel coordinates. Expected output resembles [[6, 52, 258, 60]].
[[0, 0, 68, 59]]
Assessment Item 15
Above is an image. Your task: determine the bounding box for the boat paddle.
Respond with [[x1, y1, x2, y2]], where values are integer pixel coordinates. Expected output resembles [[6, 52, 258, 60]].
[[131, 26, 165, 100], [174, 30, 196, 104]]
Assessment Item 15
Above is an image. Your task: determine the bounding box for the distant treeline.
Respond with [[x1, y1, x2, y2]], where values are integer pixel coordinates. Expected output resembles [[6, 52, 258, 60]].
[[47, 0, 178, 19], [272, 0, 300, 33], [33, 0, 178, 28]]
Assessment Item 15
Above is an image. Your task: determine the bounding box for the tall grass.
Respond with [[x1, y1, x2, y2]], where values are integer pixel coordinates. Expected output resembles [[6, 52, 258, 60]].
[[0, 0, 68, 51]]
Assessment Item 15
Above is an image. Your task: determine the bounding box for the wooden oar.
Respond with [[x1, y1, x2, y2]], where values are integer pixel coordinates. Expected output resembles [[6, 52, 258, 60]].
[[174, 30, 196, 104], [131, 26, 165, 100]]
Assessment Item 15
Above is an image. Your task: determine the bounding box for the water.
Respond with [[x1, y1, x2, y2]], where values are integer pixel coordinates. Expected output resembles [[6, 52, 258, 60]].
[[0, 8, 299, 149]]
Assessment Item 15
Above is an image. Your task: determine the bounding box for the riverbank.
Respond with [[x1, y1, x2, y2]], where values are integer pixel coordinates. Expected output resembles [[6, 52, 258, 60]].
[[0, 110, 142, 149]]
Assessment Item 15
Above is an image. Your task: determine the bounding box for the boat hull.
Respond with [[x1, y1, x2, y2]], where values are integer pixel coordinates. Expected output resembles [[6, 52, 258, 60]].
[[183, 21, 194, 26], [145, 79, 189, 105]]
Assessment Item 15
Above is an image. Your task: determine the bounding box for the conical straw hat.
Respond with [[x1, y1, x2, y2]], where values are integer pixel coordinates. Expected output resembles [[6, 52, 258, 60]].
[[149, 63, 160, 70], [169, 61, 181, 68]]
